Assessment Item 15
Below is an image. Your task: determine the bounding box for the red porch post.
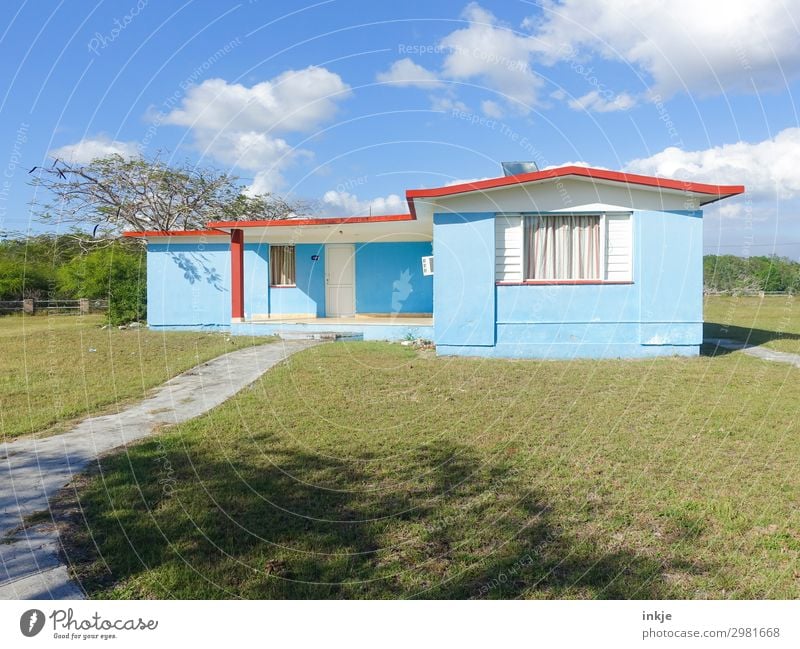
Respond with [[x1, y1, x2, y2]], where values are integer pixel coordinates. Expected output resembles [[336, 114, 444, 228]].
[[230, 228, 244, 322]]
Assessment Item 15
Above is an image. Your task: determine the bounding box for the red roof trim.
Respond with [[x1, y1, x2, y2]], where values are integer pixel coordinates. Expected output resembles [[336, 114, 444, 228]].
[[125, 166, 744, 237], [123, 229, 226, 238], [405, 165, 745, 202], [207, 213, 415, 229]]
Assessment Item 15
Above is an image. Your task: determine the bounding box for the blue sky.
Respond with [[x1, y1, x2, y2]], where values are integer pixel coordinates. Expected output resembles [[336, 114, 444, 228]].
[[1, 0, 799, 257]]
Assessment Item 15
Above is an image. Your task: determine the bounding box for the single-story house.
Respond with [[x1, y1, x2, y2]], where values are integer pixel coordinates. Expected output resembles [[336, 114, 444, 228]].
[[125, 165, 743, 359]]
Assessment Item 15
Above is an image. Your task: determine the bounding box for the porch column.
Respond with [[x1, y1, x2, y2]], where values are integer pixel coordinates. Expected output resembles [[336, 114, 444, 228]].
[[231, 228, 244, 322]]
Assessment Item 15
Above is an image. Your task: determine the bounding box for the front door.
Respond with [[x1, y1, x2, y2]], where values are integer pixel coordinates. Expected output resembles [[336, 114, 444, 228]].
[[325, 244, 355, 316]]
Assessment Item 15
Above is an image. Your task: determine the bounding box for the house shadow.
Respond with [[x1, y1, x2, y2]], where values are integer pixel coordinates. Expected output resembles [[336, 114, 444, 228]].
[[57, 437, 704, 599], [702, 322, 800, 356], [169, 252, 224, 291]]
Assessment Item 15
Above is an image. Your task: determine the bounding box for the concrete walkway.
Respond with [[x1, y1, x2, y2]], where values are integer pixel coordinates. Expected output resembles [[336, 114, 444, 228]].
[[705, 338, 800, 368], [0, 339, 317, 600]]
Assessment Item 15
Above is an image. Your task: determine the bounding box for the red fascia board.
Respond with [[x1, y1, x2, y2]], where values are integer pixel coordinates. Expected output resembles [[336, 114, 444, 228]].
[[122, 229, 226, 238], [405, 166, 745, 202], [207, 213, 415, 229]]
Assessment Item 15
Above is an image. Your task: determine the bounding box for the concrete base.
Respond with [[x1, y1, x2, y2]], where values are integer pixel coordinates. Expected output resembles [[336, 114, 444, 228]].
[[436, 343, 700, 359]]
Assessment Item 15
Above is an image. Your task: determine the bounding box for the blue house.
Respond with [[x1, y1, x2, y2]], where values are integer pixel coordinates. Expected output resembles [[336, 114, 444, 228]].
[[127, 165, 743, 359]]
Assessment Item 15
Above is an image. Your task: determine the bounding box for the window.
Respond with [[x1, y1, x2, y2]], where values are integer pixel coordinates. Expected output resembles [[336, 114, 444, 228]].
[[526, 215, 600, 280], [270, 245, 296, 286], [495, 213, 632, 282]]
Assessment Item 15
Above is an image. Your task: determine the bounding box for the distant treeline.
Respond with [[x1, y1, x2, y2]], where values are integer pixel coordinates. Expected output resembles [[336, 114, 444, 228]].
[[704, 255, 800, 294], [0, 234, 145, 324]]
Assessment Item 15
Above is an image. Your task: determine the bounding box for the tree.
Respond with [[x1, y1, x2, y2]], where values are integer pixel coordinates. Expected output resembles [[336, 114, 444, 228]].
[[31, 154, 308, 236], [0, 234, 86, 299], [57, 241, 146, 324], [704, 254, 800, 293]]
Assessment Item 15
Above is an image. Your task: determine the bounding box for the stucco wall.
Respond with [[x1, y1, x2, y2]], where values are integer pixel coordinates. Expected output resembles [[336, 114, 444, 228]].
[[268, 243, 326, 317], [146, 240, 433, 326], [433, 213, 496, 346], [147, 242, 231, 327], [432, 209, 703, 358], [355, 242, 433, 314], [146, 241, 327, 325]]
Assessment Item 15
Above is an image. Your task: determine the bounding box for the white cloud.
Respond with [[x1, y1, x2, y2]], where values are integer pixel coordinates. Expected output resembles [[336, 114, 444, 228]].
[[50, 136, 140, 164], [526, 0, 800, 98], [625, 127, 800, 199], [439, 3, 541, 112], [376, 58, 442, 88], [542, 160, 595, 170], [624, 127, 800, 258], [444, 176, 491, 186], [165, 67, 350, 133], [480, 99, 504, 118], [430, 95, 469, 113], [164, 66, 350, 192], [568, 90, 636, 112], [321, 190, 406, 216]]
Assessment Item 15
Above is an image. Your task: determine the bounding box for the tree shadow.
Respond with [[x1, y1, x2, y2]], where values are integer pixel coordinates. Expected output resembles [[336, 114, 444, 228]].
[[169, 252, 224, 291], [56, 436, 707, 599], [702, 322, 800, 356]]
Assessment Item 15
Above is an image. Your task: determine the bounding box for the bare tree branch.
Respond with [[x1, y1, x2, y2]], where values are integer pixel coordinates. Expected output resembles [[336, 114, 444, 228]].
[[30, 154, 311, 234]]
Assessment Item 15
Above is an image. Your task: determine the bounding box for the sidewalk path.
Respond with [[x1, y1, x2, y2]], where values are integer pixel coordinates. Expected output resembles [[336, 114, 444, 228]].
[[705, 338, 800, 368], [0, 339, 317, 600]]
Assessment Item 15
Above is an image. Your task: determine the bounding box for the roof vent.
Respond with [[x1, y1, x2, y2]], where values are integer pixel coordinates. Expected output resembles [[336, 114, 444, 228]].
[[501, 161, 539, 177]]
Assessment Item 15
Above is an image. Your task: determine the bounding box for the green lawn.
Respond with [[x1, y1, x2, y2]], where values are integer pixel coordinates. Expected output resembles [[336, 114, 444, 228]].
[[0, 314, 272, 441], [60, 324, 800, 598], [704, 295, 800, 353]]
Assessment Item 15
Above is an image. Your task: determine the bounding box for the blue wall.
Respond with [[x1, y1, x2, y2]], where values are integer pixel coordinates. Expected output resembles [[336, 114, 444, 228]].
[[244, 243, 269, 317], [268, 244, 326, 317], [432, 210, 704, 358], [147, 242, 231, 327], [433, 213, 496, 346], [146, 241, 327, 325], [355, 242, 433, 314]]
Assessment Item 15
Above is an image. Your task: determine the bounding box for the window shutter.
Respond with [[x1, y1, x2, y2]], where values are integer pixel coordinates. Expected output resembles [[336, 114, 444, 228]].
[[605, 215, 632, 281], [495, 215, 523, 281]]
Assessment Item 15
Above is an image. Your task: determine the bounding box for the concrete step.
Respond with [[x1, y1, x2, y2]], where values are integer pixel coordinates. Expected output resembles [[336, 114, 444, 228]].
[[274, 330, 363, 341]]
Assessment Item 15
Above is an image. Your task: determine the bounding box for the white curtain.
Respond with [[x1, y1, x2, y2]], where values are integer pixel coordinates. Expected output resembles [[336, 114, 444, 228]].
[[525, 215, 600, 280], [270, 245, 296, 285]]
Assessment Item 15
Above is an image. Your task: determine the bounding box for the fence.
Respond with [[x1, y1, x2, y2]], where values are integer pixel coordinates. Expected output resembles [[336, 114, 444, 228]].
[[704, 290, 796, 297], [0, 299, 109, 315]]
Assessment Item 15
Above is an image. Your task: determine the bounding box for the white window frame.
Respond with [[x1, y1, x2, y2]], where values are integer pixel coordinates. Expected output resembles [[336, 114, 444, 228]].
[[495, 212, 633, 283], [270, 244, 297, 287]]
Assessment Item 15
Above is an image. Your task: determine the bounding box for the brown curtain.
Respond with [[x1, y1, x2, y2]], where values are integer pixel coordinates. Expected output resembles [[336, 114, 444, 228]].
[[270, 246, 296, 285], [525, 215, 600, 280]]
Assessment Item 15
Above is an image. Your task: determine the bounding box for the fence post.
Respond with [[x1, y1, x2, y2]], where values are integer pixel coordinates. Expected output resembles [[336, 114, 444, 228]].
[[22, 298, 35, 315], [79, 298, 90, 315]]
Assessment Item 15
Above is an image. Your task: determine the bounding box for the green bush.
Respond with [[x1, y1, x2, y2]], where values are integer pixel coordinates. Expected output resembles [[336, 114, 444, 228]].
[[704, 255, 800, 293], [57, 242, 146, 325]]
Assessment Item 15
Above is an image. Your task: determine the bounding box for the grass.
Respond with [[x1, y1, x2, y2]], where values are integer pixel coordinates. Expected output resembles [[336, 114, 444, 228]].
[[57, 311, 800, 598], [0, 314, 273, 441], [704, 295, 800, 353]]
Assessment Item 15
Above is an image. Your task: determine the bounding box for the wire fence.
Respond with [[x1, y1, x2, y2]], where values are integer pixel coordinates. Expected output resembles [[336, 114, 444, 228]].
[[703, 290, 796, 297], [0, 299, 109, 315]]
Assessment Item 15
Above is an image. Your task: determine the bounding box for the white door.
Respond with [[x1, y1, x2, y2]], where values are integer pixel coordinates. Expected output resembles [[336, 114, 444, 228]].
[[325, 244, 355, 316]]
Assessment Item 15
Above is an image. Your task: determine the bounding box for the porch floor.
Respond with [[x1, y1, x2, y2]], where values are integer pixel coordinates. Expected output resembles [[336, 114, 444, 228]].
[[231, 315, 434, 342], [246, 315, 433, 326]]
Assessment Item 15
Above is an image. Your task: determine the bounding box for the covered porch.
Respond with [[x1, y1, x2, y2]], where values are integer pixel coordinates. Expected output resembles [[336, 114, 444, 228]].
[[216, 215, 434, 337]]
